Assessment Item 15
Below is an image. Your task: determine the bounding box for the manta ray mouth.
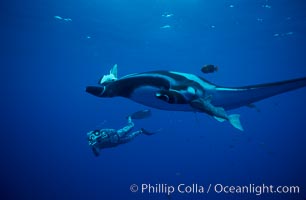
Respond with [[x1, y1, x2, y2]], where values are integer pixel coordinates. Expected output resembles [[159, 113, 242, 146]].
[[86, 86, 105, 97]]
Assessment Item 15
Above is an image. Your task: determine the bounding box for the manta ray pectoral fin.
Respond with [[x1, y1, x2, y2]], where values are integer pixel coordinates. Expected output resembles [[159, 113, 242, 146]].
[[214, 76, 306, 110]]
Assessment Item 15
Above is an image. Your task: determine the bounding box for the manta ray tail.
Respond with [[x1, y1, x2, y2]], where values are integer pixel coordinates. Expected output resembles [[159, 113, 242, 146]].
[[228, 114, 244, 131]]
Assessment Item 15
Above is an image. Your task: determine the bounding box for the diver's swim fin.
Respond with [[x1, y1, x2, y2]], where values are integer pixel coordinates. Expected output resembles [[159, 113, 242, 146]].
[[129, 109, 152, 120], [141, 128, 160, 135]]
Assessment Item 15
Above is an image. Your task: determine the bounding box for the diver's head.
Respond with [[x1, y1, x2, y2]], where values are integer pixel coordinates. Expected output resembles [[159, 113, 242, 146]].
[[87, 130, 109, 156]]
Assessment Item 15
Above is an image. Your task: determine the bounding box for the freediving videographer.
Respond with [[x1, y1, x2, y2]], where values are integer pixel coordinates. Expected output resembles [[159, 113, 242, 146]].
[[87, 109, 155, 156]]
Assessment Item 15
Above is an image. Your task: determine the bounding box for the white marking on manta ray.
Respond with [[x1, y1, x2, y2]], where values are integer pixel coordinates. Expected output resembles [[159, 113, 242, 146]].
[[130, 86, 193, 111], [120, 72, 178, 86], [100, 64, 118, 84], [91, 65, 306, 131], [169, 71, 216, 90], [120, 73, 139, 79], [187, 86, 196, 95], [215, 87, 248, 91]]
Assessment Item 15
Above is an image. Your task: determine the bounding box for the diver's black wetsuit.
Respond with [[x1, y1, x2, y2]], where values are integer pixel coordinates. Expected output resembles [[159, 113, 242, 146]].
[[87, 117, 143, 156]]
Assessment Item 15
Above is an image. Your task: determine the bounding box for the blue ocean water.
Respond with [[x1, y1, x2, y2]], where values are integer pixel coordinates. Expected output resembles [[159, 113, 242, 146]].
[[1, 0, 306, 199]]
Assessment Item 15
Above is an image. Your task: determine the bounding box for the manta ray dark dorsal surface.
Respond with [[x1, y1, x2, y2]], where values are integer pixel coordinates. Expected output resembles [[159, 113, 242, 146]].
[[86, 68, 306, 130]]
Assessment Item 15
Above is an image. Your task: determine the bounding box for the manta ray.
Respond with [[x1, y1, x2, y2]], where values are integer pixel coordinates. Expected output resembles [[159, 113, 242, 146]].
[[86, 64, 306, 131]]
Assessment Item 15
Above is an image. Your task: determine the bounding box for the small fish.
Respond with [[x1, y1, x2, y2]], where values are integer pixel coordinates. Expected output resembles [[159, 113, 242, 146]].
[[54, 15, 63, 20], [160, 25, 171, 29], [201, 64, 218, 74], [262, 4, 272, 9], [63, 18, 72, 21], [54, 15, 72, 22], [162, 13, 174, 18]]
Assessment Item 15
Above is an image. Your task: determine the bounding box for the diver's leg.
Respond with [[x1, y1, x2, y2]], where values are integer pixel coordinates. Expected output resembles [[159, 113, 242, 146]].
[[117, 116, 134, 137], [119, 130, 142, 144]]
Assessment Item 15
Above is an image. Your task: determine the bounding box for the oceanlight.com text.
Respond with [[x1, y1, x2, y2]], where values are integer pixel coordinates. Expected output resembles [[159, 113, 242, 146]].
[[130, 183, 300, 196]]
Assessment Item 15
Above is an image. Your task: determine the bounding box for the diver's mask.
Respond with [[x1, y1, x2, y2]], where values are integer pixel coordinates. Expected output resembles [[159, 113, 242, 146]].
[[87, 130, 109, 146]]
